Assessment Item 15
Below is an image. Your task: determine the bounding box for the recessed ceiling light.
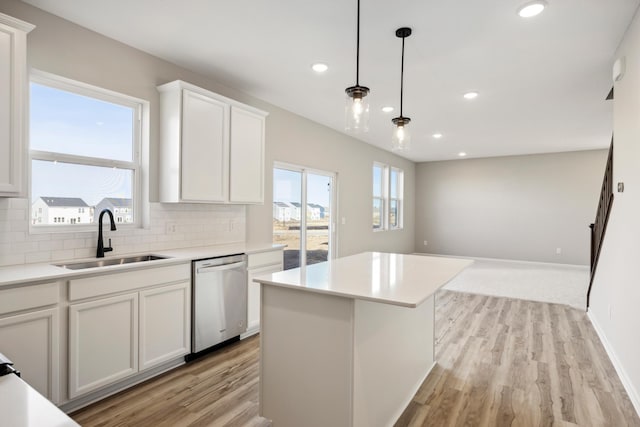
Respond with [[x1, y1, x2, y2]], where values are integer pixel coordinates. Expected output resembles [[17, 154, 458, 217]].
[[458, 152, 467, 157], [311, 63, 328, 73], [517, 1, 547, 18], [463, 91, 479, 100], [432, 133, 443, 139], [381, 106, 394, 113]]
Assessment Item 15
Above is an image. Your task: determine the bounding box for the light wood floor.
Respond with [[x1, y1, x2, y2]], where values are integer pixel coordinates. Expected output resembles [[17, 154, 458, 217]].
[[72, 291, 640, 427], [396, 291, 640, 427], [71, 336, 269, 427]]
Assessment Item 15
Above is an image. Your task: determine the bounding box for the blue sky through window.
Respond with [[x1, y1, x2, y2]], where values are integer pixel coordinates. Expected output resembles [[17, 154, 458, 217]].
[[30, 83, 134, 161], [30, 82, 136, 211], [32, 160, 132, 206], [273, 168, 330, 207]]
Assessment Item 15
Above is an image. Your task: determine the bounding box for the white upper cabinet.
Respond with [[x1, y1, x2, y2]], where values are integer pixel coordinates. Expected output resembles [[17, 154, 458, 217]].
[[181, 90, 229, 202], [230, 106, 265, 203], [0, 14, 34, 197], [158, 80, 268, 204]]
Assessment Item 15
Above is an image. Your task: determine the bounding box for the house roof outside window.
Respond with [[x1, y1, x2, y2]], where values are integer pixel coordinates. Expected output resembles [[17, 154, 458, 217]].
[[38, 197, 89, 207]]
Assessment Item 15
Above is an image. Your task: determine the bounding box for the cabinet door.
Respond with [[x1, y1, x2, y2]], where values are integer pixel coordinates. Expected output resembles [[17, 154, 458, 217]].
[[139, 282, 190, 370], [181, 89, 229, 202], [0, 15, 32, 196], [245, 264, 283, 337], [69, 293, 138, 399], [0, 308, 59, 403], [229, 106, 265, 203]]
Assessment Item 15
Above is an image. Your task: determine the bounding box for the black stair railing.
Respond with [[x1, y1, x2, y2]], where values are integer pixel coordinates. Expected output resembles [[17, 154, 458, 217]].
[[587, 140, 614, 308]]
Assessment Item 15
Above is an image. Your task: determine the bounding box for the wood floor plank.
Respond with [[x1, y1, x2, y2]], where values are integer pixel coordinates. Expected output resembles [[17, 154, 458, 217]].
[[73, 290, 640, 427], [397, 291, 640, 427]]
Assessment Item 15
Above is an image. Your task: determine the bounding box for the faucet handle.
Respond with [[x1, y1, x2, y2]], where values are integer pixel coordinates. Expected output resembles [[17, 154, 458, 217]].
[[105, 238, 113, 253]]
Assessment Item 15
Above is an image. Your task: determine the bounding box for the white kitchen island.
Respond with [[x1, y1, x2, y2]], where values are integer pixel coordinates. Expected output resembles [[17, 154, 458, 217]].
[[253, 252, 472, 427]]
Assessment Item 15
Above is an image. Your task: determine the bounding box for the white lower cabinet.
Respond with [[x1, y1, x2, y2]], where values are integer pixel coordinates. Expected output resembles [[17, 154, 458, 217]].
[[243, 249, 284, 338], [0, 307, 59, 403], [68, 293, 139, 399], [67, 263, 191, 400], [246, 264, 282, 335], [139, 281, 190, 370]]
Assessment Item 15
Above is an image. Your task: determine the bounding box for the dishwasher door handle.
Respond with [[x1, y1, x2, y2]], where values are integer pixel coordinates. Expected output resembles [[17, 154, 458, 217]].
[[196, 261, 245, 274]]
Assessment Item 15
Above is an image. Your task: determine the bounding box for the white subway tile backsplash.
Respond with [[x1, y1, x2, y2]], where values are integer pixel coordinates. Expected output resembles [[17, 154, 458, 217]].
[[50, 249, 76, 261], [0, 253, 25, 266], [64, 239, 87, 250], [8, 198, 28, 209], [0, 199, 246, 267], [9, 221, 28, 232], [73, 248, 94, 259], [8, 209, 26, 221], [25, 251, 52, 264], [14, 241, 40, 253], [38, 240, 64, 252], [0, 231, 26, 243]]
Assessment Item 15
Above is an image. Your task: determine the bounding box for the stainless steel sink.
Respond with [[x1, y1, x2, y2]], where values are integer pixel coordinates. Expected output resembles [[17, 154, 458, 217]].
[[55, 255, 170, 270]]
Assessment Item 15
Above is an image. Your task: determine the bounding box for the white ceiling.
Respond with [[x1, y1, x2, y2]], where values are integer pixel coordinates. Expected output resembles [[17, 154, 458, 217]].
[[22, 0, 639, 162]]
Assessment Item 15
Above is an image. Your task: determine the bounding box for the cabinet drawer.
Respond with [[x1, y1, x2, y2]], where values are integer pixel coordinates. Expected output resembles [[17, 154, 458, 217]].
[[248, 250, 283, 269], [69, 263, 190, 301], [0, 282, 59, 316]]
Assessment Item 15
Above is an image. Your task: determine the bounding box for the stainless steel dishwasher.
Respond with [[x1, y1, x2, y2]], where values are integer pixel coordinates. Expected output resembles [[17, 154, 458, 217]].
[[191, 253, 247, 355]]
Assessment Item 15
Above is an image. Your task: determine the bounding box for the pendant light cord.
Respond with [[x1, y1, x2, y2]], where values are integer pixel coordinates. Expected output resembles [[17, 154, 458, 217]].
[[356, 0, 361, 86], [400, 35, 405, 117]]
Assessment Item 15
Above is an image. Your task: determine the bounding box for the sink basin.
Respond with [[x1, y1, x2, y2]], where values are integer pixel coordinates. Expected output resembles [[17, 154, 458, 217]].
[[55, 255, 170, 270]]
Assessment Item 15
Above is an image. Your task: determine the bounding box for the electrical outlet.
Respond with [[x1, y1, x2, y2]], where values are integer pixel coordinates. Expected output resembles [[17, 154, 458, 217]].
[[423, 240, 428, 246], [608, 304, 613, 320], [341, 217, 346, 225], [229, 220, 235, 231], [165, 222, 177, 234], [556, 247, 562, 255]]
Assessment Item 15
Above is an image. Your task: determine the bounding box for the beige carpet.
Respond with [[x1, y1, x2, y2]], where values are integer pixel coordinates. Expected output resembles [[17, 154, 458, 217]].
[[436, 256, 589, 310]]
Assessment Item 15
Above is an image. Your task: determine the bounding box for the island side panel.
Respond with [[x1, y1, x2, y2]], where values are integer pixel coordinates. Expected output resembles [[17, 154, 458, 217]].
[[353, 294, 435, 427], [260, 285, 354, 427]]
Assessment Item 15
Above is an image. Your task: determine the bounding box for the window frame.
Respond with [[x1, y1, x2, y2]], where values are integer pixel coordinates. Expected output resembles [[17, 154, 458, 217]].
[[372, 162, 404, 231], [29, 70, 146, 233], [389, 167, 404, 230], [372, 162, 388, 232]]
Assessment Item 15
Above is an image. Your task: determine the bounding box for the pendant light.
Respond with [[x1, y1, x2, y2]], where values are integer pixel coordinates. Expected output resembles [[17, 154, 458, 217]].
[[392, 27, 412, 151], [345, 0, 370, 132]]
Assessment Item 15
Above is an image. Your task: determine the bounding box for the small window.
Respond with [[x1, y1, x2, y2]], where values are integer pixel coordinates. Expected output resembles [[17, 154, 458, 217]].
[[372, 163, 386, 230], [372, 163, 404, 231], [389, 168, 404, 230], [29, 71, 145, 230]]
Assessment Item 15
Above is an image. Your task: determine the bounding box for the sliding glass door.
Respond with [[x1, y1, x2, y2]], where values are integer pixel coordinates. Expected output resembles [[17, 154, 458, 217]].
[[273, 164, 335, 270]]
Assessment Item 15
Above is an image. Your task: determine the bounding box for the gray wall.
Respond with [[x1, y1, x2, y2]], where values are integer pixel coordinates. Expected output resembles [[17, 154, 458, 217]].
[[0, 0, 416, 259], [590, 6, 640, 411], [414, 150, 607, 265]]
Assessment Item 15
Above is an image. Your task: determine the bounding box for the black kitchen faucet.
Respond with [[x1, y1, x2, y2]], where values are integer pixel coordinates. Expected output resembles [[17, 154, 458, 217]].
[[96, 208, 117, 258]]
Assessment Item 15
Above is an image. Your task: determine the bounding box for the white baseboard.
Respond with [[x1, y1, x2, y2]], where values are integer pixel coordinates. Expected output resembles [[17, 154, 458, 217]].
[[240, 325, 259, 340], [588, 311, 640, 418], [412, 252, 589, 270]]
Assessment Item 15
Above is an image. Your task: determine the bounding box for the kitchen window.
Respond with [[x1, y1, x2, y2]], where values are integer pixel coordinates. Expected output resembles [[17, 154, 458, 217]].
[[372, 163, 404, 231], [29, 71, 145, 231]]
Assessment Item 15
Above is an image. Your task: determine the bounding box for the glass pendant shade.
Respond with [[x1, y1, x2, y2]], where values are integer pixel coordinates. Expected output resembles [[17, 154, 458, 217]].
[[345, 87, 370, 132], [391, 118, 411, 151], [391, 27, 412, 151], [344, 0, 369, 133]]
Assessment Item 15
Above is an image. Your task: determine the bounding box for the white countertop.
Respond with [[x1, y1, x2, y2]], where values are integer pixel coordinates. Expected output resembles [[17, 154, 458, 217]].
[[0, 243, 284, 288], [253, 252, 473, 308], [0, 374, 79, 427]]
